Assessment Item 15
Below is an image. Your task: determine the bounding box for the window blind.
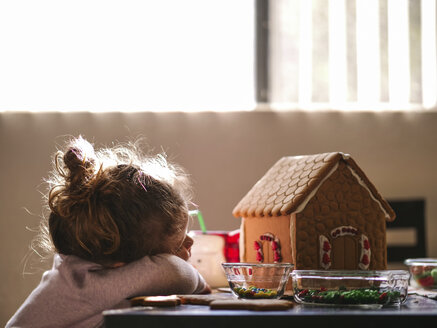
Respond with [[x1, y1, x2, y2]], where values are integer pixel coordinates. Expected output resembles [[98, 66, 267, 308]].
[[268, 0, 437, 110]]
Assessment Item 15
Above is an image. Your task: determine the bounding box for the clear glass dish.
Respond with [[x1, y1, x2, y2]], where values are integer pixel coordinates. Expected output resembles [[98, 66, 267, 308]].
[[221, 262, 293, 299], [291, 270, 397, 306], [404, 258, 437, 290], [390, 270, 410, 304]]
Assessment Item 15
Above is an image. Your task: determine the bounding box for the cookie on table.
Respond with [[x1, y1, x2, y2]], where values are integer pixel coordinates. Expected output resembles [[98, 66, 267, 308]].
[[178, 293, 231, 305], [210, 299, 294, 311], [130, 295, 181, 307]]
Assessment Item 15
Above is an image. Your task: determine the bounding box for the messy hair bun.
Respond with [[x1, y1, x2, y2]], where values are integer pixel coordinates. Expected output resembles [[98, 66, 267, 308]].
[[62, 138, 96, 186], [42, 136, 192, 266]]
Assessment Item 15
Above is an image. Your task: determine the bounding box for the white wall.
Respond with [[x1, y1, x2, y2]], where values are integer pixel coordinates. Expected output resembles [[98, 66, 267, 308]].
[[1, 110, 437, 325]]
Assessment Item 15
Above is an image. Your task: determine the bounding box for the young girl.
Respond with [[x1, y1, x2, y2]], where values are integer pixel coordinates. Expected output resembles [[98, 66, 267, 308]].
[[7, 136, 210, 328]]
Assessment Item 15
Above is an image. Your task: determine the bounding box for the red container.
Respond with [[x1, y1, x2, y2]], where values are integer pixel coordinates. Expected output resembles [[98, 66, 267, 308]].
[[190, 229, 240, 262]]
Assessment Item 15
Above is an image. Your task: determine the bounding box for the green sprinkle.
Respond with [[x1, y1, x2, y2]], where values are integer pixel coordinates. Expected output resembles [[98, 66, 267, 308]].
[[296, 287, 391, 305]]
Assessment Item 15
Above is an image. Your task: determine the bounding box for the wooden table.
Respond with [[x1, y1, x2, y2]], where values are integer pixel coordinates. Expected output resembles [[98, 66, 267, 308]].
[[103, 293, 437, 328]]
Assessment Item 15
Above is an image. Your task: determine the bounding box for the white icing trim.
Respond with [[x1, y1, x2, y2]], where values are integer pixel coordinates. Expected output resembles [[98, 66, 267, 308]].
[[340, 152, 351, 160], [319, 235, 331, 269], [290, 214, 295, 265], [358, 234, 371, 270], [256, 233, 282, 263], [294, 162, 339, 213], [239, 219, 245, 262], [254, 240, 263, 262], [346, 166, 391, 220], [330, 225, 358, 238]]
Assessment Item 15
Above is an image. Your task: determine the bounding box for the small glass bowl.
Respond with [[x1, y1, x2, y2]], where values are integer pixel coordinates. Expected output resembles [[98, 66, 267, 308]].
[[404, 258, 437, 290], [291, 270, 396, 306], [390, 270, 410, 304], [221, 262, 293, 299]]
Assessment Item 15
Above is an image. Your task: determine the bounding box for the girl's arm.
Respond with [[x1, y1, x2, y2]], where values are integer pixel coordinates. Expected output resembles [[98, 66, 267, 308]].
[[92, 253, 210, 305]]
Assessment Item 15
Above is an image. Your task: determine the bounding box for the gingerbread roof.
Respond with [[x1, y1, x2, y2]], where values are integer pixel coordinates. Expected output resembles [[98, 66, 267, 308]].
[[232, 152, 396, 221]]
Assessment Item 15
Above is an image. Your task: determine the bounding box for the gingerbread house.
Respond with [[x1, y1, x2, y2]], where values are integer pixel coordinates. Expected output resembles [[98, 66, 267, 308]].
[[233, 152, 396, 270]]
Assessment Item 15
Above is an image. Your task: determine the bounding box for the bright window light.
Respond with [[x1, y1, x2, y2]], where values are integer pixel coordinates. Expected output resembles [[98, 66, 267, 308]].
[[269, 0, 437, 111], [421, 0, 437, 109], [0, 0, 255, 112], [298, 0, 313, 106], [329, 0, 347, 106], [388, 0, 410, 106], [356, 0, 380, 105]]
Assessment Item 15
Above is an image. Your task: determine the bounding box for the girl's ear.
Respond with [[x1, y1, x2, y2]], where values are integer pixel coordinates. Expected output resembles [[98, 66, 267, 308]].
[[173, 234, 193, 261]]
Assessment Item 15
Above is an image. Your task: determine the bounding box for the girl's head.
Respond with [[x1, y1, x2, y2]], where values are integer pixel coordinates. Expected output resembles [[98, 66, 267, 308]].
[[43, 136, 193, 266]]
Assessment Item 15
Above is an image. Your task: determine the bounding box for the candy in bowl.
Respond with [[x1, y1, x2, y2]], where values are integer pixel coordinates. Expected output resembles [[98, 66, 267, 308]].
[[221, 263, 293, 299], [404, 258, 437, 289], [291, 270, 399, 306], [390, 270, 410, 304]]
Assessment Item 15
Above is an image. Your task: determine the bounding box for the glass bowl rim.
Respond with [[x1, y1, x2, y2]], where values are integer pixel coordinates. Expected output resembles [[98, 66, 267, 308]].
[[221, 262, 294, 268], [389, 270, 410, 277], [291, 270, 395, 278], [404, 258, 437, 266]]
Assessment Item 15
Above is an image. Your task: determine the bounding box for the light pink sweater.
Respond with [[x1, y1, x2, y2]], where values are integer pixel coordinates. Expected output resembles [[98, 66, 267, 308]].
[[7, 253, 208, 328]]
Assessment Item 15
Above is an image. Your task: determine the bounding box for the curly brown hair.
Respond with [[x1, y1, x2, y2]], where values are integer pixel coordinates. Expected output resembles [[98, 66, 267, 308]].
[[41, 136, 192, 266]]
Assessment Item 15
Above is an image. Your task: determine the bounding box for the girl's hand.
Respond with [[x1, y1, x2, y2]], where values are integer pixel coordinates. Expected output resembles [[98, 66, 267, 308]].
[[174, 234, 193, 261], [200, 283, 212, 294]]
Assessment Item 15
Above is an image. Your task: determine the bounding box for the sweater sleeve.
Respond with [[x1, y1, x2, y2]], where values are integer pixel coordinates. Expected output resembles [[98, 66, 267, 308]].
[[89, 254, 208, 304], [6, 254, 208, 328]]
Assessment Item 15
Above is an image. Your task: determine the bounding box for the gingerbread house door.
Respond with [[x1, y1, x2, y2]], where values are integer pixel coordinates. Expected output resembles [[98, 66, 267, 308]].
[[330, 236, 359, 270], [320, 229, 371, 270]]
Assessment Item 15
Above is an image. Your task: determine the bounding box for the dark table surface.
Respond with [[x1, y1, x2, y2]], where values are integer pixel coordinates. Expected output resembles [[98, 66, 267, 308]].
[[103, 293, 437, 328]]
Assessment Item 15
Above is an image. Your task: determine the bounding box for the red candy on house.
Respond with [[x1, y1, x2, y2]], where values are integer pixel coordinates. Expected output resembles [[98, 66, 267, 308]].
[[272, 241, 279, 250], [274, 252, 281, 262], [256, 252, 263, 262], [323, 241, 331, 252], [322, 253, 331, 264]]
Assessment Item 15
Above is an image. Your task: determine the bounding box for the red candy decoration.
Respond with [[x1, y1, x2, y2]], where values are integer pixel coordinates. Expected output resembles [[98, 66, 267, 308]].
[[323, 241, 331, 252], [274, 253, 281, 262], [363, 239, 370, 250], [254, 241, 261, 250], [272, 241, 279, 250], [361, 254, 369, 265], [322, 253, 331, 264], [256, 252, 263, 262]]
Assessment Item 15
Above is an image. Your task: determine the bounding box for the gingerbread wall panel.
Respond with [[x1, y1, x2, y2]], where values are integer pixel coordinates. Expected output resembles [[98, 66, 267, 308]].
[[242, 216, 292, 264], [295, 161, 388, 270]]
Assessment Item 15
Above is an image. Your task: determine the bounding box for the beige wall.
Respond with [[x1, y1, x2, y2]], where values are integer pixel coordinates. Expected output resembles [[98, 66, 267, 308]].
[[1, 110, 437, 324]]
